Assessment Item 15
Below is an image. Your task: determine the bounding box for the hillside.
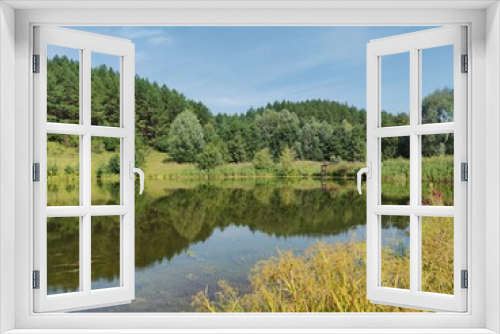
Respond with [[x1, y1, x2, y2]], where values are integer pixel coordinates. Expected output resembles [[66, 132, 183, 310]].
[[47, 55, 453, 166]]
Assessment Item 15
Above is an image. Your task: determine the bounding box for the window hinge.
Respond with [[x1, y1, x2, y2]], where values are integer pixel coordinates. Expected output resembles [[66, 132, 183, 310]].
[[461, 162, 468, 181], [461, 270, 468, 289], [33, 54, 40, 73], [33, 163, 40, 182], [461, 54, 468, 73], [33, 270, 40, 289]]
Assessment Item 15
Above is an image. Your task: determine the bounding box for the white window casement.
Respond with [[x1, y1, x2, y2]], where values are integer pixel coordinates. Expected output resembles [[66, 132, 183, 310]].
[[365, 26, 468, 312], [33, 26, 137, 313], [1, 1, 500, 334]]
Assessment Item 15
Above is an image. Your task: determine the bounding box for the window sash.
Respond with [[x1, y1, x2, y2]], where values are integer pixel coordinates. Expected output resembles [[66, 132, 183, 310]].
[[32, 26, 136, 313], [366, 26, 467, 312]]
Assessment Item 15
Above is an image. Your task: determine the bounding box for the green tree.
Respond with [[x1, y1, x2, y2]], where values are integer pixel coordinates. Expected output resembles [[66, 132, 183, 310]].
[[299, 120, 323, 161], [135, 133, 148, 168], [203, 122, 229, 161], [422, 88, 454, 124], [167, 110, 205, 163], [253, 148, 274, 170], [227, 133, 247, 163], [47, 56, 79, 124], [255, 109, 300, 159], [421, 89, 454, 157], [279, 146, 295, 175], [196, 143, 225, 171]]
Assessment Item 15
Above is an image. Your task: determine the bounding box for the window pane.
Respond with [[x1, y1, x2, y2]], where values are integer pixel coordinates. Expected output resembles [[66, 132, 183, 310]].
[[47, 45, 80, 124], [421, 45, 454, 124], [91, 52, 121, 127], [47, 134, 80, 206], [421, 134, 454, 206], [380, 215, 410, 290], [381, 137, 410, 205], [47, 217, 80, 295], [91, 215, 121, 290], [381, 52, 410, 127], [91, 137, 121, 205], [421, 216, 454, 294]]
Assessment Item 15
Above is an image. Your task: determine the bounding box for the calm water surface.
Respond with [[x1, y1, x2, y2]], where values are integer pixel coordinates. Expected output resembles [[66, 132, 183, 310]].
[[47, 179, 414, 312]]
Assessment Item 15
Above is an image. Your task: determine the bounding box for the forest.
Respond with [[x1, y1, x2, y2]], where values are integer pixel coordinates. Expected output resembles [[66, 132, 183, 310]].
[[47, 55, 454, 171]]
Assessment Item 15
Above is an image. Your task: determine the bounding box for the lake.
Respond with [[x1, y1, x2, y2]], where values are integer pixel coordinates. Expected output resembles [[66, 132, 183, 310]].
[[46, 178, 424, 312]]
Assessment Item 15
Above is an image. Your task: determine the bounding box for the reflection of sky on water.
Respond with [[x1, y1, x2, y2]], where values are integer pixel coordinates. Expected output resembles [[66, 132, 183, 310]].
[[45, 179, 416, 312], [78, 223, 407, 313]]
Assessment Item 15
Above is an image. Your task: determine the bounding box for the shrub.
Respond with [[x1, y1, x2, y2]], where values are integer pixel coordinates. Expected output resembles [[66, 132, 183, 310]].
[[253, 148, 274, 171], [279, 146, 295, 175], [91, 139, 105, 154], [48, 163, 59, 176], [102, 137, 119, 152], [96, 165, 106, 178], [64, 165, 75, 175], [107, 154, 120, 174]]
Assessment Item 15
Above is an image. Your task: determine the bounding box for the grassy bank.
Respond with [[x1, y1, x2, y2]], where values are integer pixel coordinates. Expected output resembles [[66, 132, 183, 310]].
[[382, 156, 454, 184], [191, 215, 453, 312], [47, 142, 454, 183], [47, 141, 120, 182]]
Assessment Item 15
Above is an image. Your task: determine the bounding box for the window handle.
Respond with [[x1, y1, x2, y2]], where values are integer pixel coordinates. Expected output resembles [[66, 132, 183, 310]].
[[357, 162, 371, 195], [129, 162, 144, 195]]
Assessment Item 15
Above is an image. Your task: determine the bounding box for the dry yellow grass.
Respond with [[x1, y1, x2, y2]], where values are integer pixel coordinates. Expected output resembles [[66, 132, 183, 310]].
[[192, 194, 453, 313]]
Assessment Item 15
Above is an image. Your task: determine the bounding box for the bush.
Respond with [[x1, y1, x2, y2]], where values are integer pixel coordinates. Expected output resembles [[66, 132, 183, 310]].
[[107, 154, 120, 174], [92, 140, 105, 154], [279, 146, 295, 175], [64, 165, 75, 175], [96, 165, 106, 178], [48, 163, 59, 176], [253, 148, 274, 171], [102, 137, 119, 152]]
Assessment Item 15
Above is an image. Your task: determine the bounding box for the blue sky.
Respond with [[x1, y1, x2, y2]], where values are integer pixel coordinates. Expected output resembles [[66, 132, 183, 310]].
[[51, 26, 454, 115]]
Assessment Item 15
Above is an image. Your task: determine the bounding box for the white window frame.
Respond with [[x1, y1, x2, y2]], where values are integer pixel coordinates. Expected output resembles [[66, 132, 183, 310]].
[[1, 2, 498, 333]]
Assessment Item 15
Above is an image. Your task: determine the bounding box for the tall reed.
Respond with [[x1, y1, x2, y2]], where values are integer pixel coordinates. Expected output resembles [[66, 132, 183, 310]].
[[192, 192, 453, 312]]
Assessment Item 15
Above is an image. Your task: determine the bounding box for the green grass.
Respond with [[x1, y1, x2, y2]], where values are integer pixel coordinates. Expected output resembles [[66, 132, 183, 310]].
[[47, 141, 120, 181], [46, 142, 454, 184], [382, 155, 454, 184]]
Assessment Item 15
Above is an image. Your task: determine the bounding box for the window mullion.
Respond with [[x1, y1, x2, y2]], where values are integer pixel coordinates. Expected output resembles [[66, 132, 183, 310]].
[[82, 48, 92, 294], [409, 47, 420, 294]]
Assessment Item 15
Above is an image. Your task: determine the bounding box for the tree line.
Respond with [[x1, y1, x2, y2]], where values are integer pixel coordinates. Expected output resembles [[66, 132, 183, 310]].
[[47, 55, 454, 169]]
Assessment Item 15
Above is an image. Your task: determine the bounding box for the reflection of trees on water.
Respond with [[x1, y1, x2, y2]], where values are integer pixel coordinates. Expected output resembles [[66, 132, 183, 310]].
[[135, 184, 368, 269], [47, 182, 410, 294], [92, 181, 120, 205]]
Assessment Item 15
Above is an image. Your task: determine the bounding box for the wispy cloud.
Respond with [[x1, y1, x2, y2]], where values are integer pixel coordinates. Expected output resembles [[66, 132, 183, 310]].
[[117, 27, 174, 46]]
